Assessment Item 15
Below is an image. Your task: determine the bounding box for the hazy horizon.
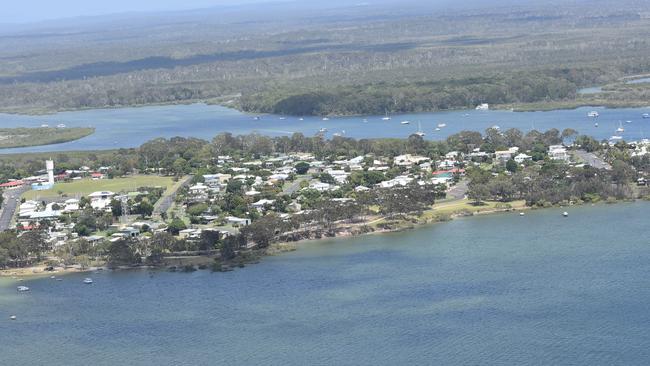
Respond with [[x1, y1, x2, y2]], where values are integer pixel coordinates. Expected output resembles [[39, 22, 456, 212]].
[[1, 0, 294, 24]]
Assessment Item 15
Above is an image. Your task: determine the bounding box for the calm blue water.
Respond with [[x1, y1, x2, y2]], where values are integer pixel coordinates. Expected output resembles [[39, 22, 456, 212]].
[[1, 104, 650, 154], [2, 202, 650, 365]]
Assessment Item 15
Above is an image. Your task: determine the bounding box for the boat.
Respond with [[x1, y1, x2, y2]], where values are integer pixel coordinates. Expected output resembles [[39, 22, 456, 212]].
[[594, 122, 599, 127], [616, 122, 625, 133], [253, 116, 260, 121], [475, 103, 489, 111], [626, 120, 632, 124], [415, 122, 425, 137], [56, 123, 66, 128], [435, 127, 441, 131], [333, 133, 342, 137], [563, 212, 569, 217], [10, 315, 16, 320], [643, 113, 650, 119], [40, 124, 49, 128], [437, 123, 447, 128], [587, 111, 599, 118], [16, 286, 30, 292], [382, 110, 391, 121], [279, 117, 286, 120], [610, 135, 623, 140], [83, 278, 93, 284], [520, 212, 525, 216], [299, 118, 304, 121], [318, 128, 328, 133], [400, 121, 410, 125], [322, 117, 330, 121], [490, 125, 501, 130]]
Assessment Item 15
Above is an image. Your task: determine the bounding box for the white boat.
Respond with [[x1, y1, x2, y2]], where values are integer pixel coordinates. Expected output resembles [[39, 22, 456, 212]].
[[437, 123, 447, 128], [333, 133, 342, 137], [563, 212, 569, 217], [253, 116, 261, 121], [587, 111, 599, 118], [322, 117, 330, 121], [435, 127, 441, 131], [475, 103, 489, 111], [56, 123, 66, 128], [319, 128, 328, 133], [17, 286, 30, 292], [299, 118, 304, 121], [400, 121, 410, 125], [382, 110, 391, 121], [594, 122, 599, 127], [643, 113, 650, 119], [10, 315, 16, 320], [520, 212, 525, 216], [83, 278, 93, 284], [40, 124, 49, 128], [490, 125, 501, 130], [626, 120, 632, 124], [415, 122, 425, 137], [610, 135, 623, 140], [616, 122, 625, 133], [279, 117, 286, 120]]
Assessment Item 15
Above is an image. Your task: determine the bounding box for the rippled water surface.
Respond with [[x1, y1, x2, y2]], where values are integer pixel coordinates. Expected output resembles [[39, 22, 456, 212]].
[[2, 203, 650, 365]]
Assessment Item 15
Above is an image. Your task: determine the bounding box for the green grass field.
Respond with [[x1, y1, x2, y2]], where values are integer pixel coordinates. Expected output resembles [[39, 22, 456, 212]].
[[23, 175, 175, 200]]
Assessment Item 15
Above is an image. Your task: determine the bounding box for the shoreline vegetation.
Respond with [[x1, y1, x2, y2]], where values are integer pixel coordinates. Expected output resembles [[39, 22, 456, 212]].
[[1, 198, 644, 280], [0, 127, 95, 149]]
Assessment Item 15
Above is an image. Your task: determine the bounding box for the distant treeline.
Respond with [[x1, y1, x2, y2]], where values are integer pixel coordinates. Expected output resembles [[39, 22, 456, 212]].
[[240, 68, 613, 116]]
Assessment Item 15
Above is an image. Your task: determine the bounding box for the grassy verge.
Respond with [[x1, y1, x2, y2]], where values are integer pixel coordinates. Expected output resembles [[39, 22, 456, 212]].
[[23, 175, 175, 200]]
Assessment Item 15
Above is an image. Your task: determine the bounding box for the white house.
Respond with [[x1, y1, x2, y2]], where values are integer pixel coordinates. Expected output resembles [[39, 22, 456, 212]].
[[88, 191, 116, 210], [548, 145, 569, 162]]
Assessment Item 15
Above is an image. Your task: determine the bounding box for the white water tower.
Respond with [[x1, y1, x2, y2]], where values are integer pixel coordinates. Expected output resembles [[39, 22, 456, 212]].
[[46, 160, 55, 186]]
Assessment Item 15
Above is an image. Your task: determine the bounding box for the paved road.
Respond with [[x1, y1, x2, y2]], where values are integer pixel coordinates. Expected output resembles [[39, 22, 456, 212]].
[[573, 150, 612, 170], [446, 179, 468, 201], [283, 176, 309, 195], [153, 176, 192, 218], [0, 186, 29, 231]]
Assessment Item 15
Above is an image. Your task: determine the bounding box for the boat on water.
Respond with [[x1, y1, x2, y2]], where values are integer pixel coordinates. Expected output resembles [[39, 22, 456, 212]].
[[41, 124, 49, 128], [626, 120, 632, 124], [491, 125, 501, 130], [17, 286, 30, 292], [322, 117, 330, 121], [415, 122, 425, 137], [435, 127, 441, 131], [9, 315, 16, 320], [279, 117, 286, 120], [643, 113, 650, 119], [594, 122, 599, 127], [253, 116, 261, 121], [610, 135, 623, 140], [563, 212, 569, 217], [587, 111, 599, 118], [400, 121, 410, 125], [616, 122, 625, 133], [382, 110, 391, 121], [83, 278, 93, 284], [475, 103, 489, 111], [319, 128, 328, 133], [437, 123, 447, 128], [56, 123, 66, 128], [299, 118, 304, 121]]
